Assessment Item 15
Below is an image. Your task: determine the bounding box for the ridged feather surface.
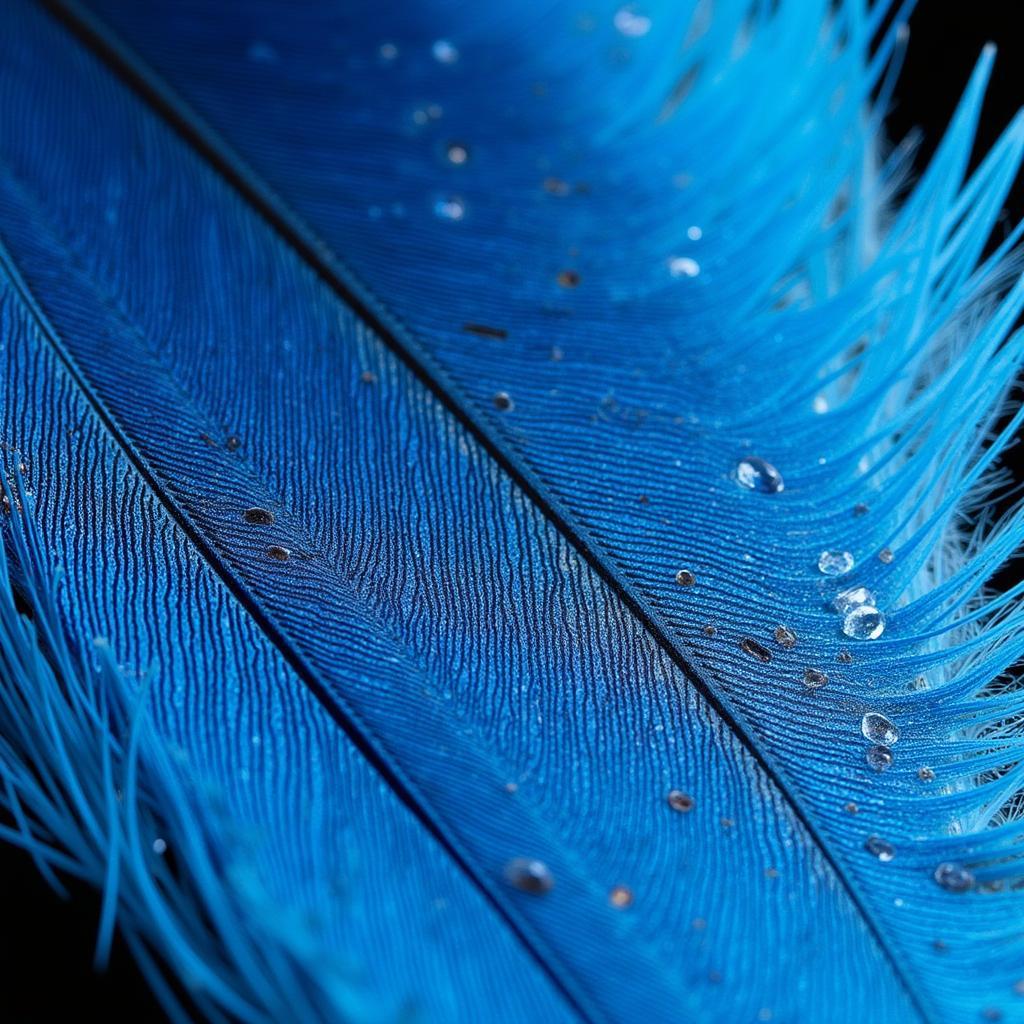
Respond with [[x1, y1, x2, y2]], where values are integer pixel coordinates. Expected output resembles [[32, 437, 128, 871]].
[[2, 0, 1024, 1020], [0, 2, 937, 1021]]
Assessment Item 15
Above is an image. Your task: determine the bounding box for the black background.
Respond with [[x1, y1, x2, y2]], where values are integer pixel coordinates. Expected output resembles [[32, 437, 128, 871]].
[[2, 2, 1022, 1020]]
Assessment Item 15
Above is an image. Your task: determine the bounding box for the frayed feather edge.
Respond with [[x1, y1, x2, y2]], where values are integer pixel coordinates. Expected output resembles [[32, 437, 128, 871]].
[[0, 469, 367, 1024]]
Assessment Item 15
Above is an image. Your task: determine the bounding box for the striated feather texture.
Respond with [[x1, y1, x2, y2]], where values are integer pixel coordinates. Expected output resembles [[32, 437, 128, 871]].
[[1, 0, 1023, 1021]]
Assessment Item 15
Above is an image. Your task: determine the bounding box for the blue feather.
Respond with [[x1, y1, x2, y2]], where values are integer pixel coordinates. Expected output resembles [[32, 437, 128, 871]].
[[1, 0, 1023, 1020]]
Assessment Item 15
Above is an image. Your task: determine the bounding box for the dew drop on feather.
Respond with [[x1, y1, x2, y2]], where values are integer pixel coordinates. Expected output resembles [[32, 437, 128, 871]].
[[933, 862, 974, 893], [818, 550, 854, 576], [493, 392, 514, 412], [734, 457, 784, 494], [861, 713, 899, 745], [843, 606, 885, 640], [833, 586, 874, 615], [445, 142, 469, 165], [675, 569, 696, 586], [266, 545, 291, 562], [432, 39, 459, 63], [504, 858, 554, 894], [866, 745, 893, 772], [864, 835, 894, 862]]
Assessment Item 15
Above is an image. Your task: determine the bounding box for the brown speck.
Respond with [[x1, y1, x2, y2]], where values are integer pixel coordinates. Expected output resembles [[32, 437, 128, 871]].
[[739, 637, 771, 663], [853, 503, 869, 517], [493, 392, 514, 412], [933, 939, 948, 954], [764, 867, 779, 879], [360, 370, 378, 384], [266, 545, 290, 562], [702, 624, 717, 637], [543, 177, 570, 196], [557, 270, 580, 288], [462, 323, 508, 339], [844, 802, 859, 814], [837, 650, 853, 664], [675, 569, 696, 587], [667, 790, 694, 813], [720, 817, 733, 829], [774, 625, 797, 649], [609, 885, 633, 909], [638, 494, 649, 504]]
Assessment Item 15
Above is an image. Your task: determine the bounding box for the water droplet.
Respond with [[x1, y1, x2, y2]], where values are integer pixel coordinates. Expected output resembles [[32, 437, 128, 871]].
[[866, 744, 893, 771], [609, 885, 634, 908], [933, 861, 974, 893], [243, 507, 275, 526], [702, 623, 717, 637], [667, 790, 694, 812], [918, 766, 936, 782], [734, 457, 784, 494], [774, 625, 797, 649], [266, 545, 291, 562], [818, 550, 854, 576], [432, 39, 459, 64], [739, 637, 772, 663], [844, 801, 859, 814], [225, 434, 242, 451], [878, 547, 894, 564], [674, 569, 696, 587], [687, 225, 703, 241], [379, 42, 398, 61], [504, 857, 554, 894], [557, 269, 581, 288], [861, 713, 899, 745], [493, 392, 514, 412], [864, 835, 894, 862], [152, 838, 167, 855], [837, 650, 853, 664], [613, 6, 652, 36], [445, 142, 469, 165], [843, 605, 886, 640], [668, 256, 700, 278], [833, 586, 875, 615], [434, 196, 466, 220], [803, 668, 828, 690], [812, 394, 829, 414]]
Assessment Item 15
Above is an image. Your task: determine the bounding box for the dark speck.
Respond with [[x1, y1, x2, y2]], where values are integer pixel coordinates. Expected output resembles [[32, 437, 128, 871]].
[[557, 270, 580, 288], [493, 392, 514, 412], [226, 435, 242, 451], [266, 545, 290, 562], [243, 507, 275, 526], [739, 637, 771, 663], [667, 790, 694, 812]]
